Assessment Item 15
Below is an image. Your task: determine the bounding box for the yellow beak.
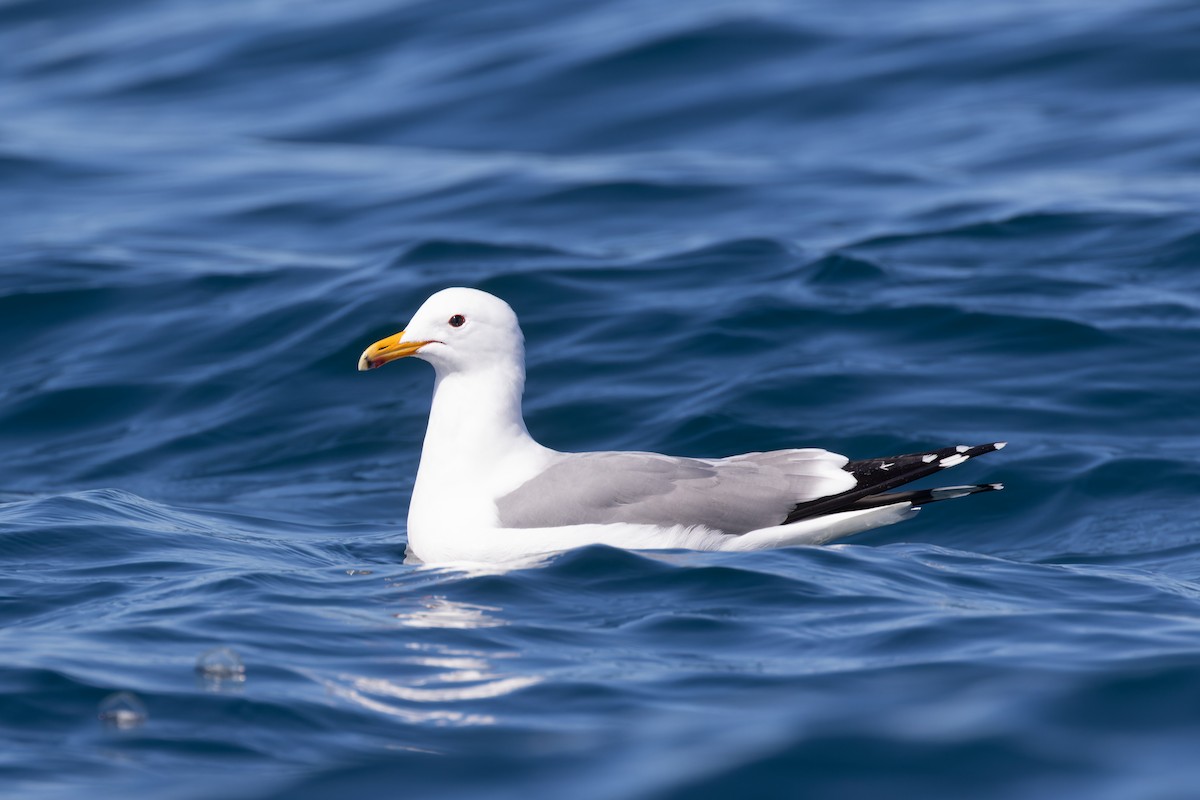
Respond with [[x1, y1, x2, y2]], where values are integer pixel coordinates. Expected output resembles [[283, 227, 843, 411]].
[[358, 331, 432, 371]]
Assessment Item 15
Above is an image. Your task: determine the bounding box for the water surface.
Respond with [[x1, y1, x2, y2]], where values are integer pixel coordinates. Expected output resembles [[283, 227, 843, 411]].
[[2, 1, 1200, 797]]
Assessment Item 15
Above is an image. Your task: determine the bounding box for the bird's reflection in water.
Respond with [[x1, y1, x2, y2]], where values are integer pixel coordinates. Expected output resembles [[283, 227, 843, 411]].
[[323, 596, 541, 727], [395, 595, 505, 629]]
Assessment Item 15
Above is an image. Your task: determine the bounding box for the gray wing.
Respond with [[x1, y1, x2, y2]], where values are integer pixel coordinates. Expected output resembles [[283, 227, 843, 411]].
[[495, 449, 855, 535]]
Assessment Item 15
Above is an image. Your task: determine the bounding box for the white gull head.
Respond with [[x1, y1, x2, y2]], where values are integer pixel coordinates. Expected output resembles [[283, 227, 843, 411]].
[[358, 287, 524, 376]]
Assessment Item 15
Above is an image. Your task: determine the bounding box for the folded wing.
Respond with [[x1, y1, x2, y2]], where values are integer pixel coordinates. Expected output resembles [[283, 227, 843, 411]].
[[495, 448, 855, 534]]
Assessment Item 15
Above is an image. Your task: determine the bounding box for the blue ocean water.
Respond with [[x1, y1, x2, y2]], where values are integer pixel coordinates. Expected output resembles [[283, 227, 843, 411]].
[[3, 0, 1200, 797]]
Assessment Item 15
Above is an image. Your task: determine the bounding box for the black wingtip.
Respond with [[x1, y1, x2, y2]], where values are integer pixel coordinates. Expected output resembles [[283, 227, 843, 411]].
[[843, 481, 1003, 513], [783, 441, 1006, 525], [845, 441, 1006, 489]]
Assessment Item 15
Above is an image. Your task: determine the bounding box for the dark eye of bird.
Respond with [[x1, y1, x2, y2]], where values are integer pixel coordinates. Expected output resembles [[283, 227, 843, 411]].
[[449, 314, 466, 327]]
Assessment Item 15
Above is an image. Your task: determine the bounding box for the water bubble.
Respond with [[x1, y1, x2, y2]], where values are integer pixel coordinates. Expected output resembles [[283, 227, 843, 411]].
[[195, 647, 246, 691], [98, 691, 147, 730]]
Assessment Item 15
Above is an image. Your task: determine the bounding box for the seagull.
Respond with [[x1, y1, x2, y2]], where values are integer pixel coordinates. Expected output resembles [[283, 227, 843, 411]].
[[359, 288, 1003, 563]]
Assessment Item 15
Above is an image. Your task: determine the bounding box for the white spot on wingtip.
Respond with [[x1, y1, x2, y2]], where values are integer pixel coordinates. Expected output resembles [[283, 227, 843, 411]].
[[922, 454, 937, 463], [939, 453, 969, 467], [990, 482, 1005, 490], [994, 442, 1007, 450], [955, 445, 969, 453]]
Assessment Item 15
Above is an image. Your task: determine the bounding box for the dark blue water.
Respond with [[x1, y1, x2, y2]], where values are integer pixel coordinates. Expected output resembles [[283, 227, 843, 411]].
[[4, 1, 1200, 797]]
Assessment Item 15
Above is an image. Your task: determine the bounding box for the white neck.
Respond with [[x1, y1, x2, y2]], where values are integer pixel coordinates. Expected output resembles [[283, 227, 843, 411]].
[[426, 362, 532, 457], [407, 360, 550, 544]]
